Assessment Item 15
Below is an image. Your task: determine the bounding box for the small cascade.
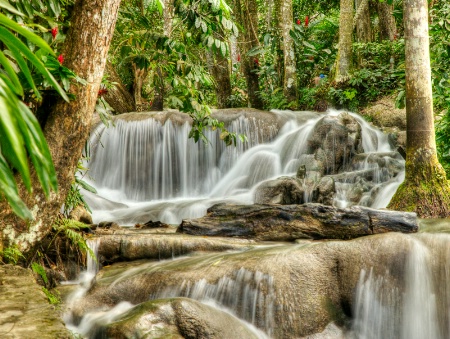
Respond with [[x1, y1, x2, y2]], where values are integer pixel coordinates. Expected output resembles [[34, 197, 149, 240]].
[[83, 109, 405, 225], [155, 267, 276, 336], [352, 234, 450, 339]]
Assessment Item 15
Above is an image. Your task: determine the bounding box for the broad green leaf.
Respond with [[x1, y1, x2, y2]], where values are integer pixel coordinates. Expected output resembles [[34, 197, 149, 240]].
[[0, 0, 24, 16], [0, 50, 22, 95], [0, 153, 32, 220], [0, 13, 54, 55]]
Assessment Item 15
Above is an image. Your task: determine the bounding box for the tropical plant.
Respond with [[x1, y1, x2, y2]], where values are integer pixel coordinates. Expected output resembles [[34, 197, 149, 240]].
[[0, 4, 69, 219]]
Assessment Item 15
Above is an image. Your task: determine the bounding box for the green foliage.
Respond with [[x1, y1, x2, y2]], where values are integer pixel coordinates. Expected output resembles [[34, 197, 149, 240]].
[[0, 245, 25, 264], [31, 262, 49, 284], [52, 217, 96, 260], [42, 287, 60, 305], [430, 2, 450, 177]]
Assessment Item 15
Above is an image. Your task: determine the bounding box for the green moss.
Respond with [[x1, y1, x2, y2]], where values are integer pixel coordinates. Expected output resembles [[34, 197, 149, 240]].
[[388, 158, 450, 218]]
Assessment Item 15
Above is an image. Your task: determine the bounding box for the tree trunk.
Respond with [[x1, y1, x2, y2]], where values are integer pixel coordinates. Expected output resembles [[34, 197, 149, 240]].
[[335, 0, 354, 82], [104, 61, 135, 113], [388, 0, 450, 218], [132, 62, 148, 108], [234, 0, 263, 109], [355, 0, 372, 43], [163, 0, 175, 37], [275, 0, 297, 104], [377, 1, 396, 41], [0, 0, 121, 253], [209, 51, 232, 108]]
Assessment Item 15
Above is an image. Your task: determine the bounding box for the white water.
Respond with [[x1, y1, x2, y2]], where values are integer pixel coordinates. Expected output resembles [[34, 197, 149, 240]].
[[82, 109, 405, 225], [352, 234, 450, 339]]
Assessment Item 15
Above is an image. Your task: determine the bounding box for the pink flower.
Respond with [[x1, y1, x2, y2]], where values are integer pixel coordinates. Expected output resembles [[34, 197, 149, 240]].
[[51, 26, 58, 39], [57, 54, 64, 65]]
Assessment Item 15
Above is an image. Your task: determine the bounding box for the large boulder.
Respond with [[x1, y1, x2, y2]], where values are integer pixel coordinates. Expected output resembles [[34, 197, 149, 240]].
[[254, 177, 305, 204], [307, 112, 363, 175], [177, 203, 418, 241], [101, 298, 262, 339]]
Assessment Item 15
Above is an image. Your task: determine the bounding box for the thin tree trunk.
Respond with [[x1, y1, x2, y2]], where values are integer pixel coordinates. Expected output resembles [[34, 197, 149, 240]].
[[104, 61, 135, 113], [335, 0, 354, 82], [209, 51, 232, 108], [0, 0, 121, 253], [377, 1, 396, 41], [388, 0, 450, 217], [234, 0, 263, 109], [132, 62, 148, 108], [275, 0, 297, 104]]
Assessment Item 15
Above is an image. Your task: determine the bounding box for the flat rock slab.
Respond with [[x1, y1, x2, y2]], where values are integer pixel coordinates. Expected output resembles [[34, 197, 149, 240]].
[[177, 203, 418, 241], [0, 265, 71, 338]]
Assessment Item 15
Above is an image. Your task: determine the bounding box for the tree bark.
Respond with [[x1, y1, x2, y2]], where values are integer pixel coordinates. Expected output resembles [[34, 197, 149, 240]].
[[377, 1, 396, 41], [355, 0, 372, 43], [132, 62, 148, 108], [388, 0, 450, 218], [0, 0, 121, 253], [234, 0, 263, 109], [177, 203, 418, 241], [335, 0, 354, 82], [104, 61, 135, 113], [275, 0, 297, 104], [209, 51, 232, 108]]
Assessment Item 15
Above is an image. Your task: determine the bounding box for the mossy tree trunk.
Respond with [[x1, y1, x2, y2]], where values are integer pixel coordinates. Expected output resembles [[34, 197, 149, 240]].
[[275, 0, 297, 104], [355, 0, 372, 43], [234, 0, 263, 109], [132, 62, 148, 108], [377, 1, 396, 41], [388, 0, 450, 218], [0, 0, 121, 253], [335, 0, 354, 83]]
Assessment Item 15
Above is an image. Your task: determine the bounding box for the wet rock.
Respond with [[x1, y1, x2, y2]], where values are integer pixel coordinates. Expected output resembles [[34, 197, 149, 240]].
[[308, 113, 363, 175], [254, 177, 305, 204], [177, 203, 418, 241], [69, 205, 93, 224], [0, 265, 71, 338], [361, 96, 406, 130], [315, 177, 336, 205], [98, 221, 121, 229], [71, 233, 439, 338], [135, 220, 170, 229], [102, 298, 261, 339], [91, 229, 254, 265]]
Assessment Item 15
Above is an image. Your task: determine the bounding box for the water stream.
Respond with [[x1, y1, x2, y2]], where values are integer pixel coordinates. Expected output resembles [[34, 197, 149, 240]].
[[65, 109, 450, 338]]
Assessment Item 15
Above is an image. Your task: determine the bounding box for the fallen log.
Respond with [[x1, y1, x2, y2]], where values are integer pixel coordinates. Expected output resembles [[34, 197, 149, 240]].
[[177, 203, 418, 241]]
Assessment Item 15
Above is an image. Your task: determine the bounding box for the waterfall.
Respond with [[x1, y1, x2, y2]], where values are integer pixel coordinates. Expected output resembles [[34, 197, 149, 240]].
[[82, 109, 404, 225], [352, 233, 450, 339]]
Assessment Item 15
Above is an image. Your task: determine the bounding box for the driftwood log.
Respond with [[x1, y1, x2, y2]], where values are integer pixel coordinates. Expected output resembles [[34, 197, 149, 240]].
[[177, 203, 418, 241]]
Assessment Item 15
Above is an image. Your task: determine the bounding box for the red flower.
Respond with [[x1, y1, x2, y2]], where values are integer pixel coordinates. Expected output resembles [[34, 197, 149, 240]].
[[57, 54, 64, 65], [296, 19, 301, 25], [237, 54, 241, 62], [98, 88, 108, 97], [254, 58, 259, 66], [305, 16, 309, 27], [51, 26, 58, 39]]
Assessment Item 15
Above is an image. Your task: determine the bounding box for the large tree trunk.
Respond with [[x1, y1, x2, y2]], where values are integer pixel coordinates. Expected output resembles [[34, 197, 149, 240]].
[[234, 0, 263, 109], [0, 0, 121, 253], [377, 1, 396, 41], [275, 0, 297, 104], [104, 61, 135, 113], [388, 0, 450, 218], [335, 0, 354, 82], [355, 0, 372, 43]]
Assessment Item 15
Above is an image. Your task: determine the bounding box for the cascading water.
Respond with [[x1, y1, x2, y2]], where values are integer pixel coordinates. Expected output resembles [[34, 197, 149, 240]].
[[82, 109, 405, 225]]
